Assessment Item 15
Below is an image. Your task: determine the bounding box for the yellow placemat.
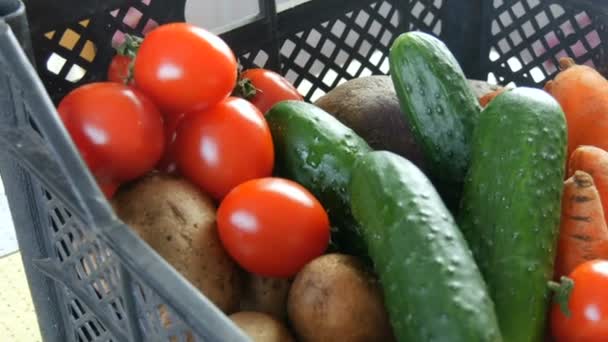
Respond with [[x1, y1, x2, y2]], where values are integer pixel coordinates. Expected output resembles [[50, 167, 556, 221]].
[[0, 252, 42, 342]]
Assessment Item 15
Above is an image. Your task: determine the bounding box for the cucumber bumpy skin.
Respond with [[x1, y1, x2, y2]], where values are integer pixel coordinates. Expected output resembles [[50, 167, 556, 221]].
[[458, 87, 567, 342], [350, 151, 502, 342], [389, 31, 481, 193], [266, 101, 372, 257]]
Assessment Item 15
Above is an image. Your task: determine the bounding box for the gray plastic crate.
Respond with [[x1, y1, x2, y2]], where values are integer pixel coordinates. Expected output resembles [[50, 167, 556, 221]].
[[0, 1, 249, 341], [2, 0, 608, 341]]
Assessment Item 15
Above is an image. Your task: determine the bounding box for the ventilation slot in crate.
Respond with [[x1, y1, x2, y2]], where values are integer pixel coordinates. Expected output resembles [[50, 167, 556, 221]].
[[42, 189, 129, 339], [31, 0, 182, 103], [107, 0, 159, 48], [279, 0, 409, 101], [407, 0, 443, 34], [133, 281, 200, 341], [486, 0, 605, 86]]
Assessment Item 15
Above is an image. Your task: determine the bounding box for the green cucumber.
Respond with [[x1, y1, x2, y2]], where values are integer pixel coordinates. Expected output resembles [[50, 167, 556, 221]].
[[266, 101, 372, 257], [389, 31, 481, 207], [350, 151, 502, 342], [458, 88, 567, 342]]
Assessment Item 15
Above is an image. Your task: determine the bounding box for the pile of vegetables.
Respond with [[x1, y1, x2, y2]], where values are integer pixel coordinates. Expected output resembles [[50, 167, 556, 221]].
[[55, 19, 608, 342]]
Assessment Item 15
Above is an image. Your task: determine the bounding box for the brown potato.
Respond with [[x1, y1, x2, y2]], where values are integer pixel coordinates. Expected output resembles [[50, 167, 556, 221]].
[[230, 312, 295, 342], [240, 275, 291, 320], [287, 253, 394, 342], [112, 173, 243, 313]]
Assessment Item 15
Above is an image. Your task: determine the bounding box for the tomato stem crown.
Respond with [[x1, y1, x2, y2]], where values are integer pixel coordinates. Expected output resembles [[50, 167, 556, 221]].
[[116, 34, 143, 58], [232, 63, 263, 99], [548, 276, 575, 317], [112, 34, 142, 85], [234, 77, 260, 99]]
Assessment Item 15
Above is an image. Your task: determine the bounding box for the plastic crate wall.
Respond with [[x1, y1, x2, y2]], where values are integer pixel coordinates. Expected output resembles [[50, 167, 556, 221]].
[[0, 36, 245, 341], [481, 0, 608, 88], [0, 25, 229, 342], [4, 0, 608, 342], [25, 0, 608, 105], [238, 0, 607, 102], [3, 1, 248, 341], [25, 0, 186, 103]]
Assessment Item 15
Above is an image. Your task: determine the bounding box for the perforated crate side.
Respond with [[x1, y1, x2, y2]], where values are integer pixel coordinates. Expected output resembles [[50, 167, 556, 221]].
[[230, 0, 608, 100], [478, 0, 608, 88], [23, 0, 608, 104], [223, 0, 445, 102], [24, 0, 186, 104]]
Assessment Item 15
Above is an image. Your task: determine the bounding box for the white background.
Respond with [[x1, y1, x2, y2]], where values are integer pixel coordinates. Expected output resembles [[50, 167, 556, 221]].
[[185, 0, 302, 32]]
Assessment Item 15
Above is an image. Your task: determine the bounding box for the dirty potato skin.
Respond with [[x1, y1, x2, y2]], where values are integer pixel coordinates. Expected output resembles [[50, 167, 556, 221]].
[[240, 275, 291, 320], [112, 173, 243, 313], [287, 254, 395, 342], [230, 312, 295, 342]]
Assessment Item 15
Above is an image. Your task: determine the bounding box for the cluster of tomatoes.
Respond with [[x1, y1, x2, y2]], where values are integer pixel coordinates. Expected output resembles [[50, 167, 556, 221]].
[[57, 22, 330, 278]]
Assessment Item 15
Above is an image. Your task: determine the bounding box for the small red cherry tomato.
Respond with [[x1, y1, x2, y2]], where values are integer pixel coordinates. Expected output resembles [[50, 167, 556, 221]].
[[107, 54, 132, 84], [134, 23, 238, 116], [100, 181, 120, 199], [174, 97, 274, 200], [57, 82, 165, 183], [551, 259, 608, 341], [239, 68, 303, 114], [217, 178, 330, 277]]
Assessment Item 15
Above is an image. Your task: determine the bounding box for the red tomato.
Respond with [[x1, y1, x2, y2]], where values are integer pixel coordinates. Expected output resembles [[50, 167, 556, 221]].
[[134, 23, 237, 116], [174, 97, 274, 200], [107, 54, 132, 84], [57, 82, 165, 182], [217, 178, 330, 277], [551, 259, 608, 341], [240, 68, 303, 114], [100, 181, 120, 199], [156, 112, 186, 174]]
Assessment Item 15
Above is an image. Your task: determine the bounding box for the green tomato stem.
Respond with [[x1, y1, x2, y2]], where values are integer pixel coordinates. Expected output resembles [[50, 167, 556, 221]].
[[548, 276, 575, 318]]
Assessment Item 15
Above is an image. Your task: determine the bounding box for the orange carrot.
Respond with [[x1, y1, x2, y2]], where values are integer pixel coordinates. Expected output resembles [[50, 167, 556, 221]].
[[568, 145, 608, 219], [545, 58, 608, 160], [479, 88, 506, 107], [554, 171, 608, 279]]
